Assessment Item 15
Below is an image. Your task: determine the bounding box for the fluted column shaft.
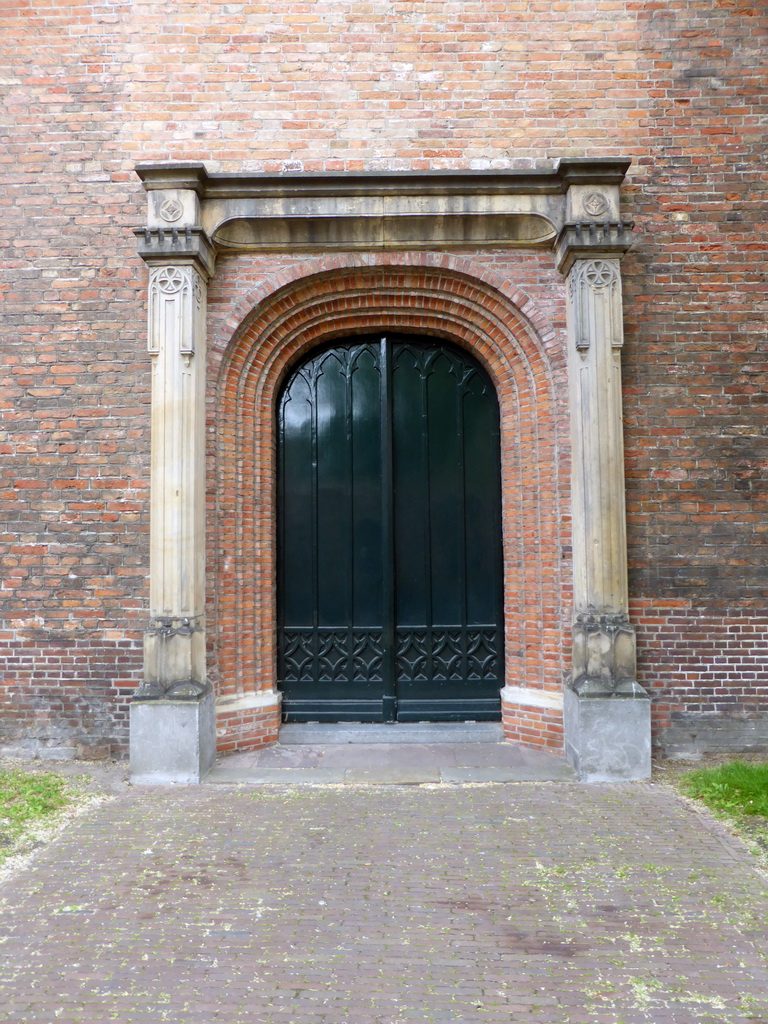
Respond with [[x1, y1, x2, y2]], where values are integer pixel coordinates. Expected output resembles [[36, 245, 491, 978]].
[[140, 260, 209, 697], [564, 255, 642, 696]]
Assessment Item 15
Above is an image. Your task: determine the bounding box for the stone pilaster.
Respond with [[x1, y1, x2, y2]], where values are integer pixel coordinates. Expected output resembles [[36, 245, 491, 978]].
[[564, 255, 643, 698], [141, 261, 209, 699], [556, 196, 650, 780], [130, 194, 217, 783]]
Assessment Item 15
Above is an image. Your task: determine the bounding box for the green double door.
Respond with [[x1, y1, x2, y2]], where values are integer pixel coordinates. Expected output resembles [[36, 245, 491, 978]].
[[277, 334, 503, 722]]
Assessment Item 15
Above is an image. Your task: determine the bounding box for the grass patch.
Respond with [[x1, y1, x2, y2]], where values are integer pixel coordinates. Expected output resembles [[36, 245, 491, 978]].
[[678, 760, 768, 818], [673, 759, 768, 870], [0, 769, 71, 866]]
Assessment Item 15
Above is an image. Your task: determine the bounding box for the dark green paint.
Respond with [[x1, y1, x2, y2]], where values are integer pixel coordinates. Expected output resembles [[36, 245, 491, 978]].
[[277, 334, 504, 722]]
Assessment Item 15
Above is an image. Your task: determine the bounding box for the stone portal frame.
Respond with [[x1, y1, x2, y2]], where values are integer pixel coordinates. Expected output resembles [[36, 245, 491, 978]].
[[131, 160, 650, 783]]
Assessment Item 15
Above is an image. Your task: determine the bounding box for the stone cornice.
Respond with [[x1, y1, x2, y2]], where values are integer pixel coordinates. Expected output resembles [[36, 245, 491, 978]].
[[134, 159, 633, 255], [135, 158, 631, 200]]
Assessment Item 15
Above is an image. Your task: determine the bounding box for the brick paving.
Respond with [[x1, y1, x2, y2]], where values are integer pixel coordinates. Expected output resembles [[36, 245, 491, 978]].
[[1, 780, 768, 1023]]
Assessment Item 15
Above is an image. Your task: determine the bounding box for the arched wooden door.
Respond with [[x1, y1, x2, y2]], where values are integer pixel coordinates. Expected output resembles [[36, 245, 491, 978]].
[[277, 334, 503, 722]]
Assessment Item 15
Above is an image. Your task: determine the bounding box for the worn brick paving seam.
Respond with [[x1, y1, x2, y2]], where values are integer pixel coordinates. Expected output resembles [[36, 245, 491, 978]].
[[1, 782, 767, 1024]]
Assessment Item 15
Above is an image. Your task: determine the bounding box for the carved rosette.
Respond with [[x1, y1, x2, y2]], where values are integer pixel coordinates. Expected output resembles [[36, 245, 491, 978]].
[[583, 191, 609, 218], [159, 197, 184, 223]]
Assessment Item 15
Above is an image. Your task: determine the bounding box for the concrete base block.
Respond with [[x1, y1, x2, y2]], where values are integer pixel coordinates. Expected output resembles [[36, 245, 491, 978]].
[[130, 691, 216, 784], [564, 689, 651, 782]]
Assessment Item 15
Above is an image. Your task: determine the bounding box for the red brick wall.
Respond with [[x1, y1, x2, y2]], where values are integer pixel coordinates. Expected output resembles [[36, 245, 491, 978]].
[[1, 1, 765, 756], [620, 1, 768, 750], [1, 1, 147, 756], [502, 704, 564, 753], [634, 601, 768, 757]]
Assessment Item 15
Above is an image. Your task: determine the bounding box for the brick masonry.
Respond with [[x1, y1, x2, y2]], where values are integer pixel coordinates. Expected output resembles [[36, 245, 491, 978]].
[[209, 253, 569, 746], [2, 784, 768, 1022], [1, 1, 766, 757]]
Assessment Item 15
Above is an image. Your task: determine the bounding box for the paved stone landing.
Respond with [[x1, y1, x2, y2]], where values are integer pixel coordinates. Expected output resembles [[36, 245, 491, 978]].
[[207, 738, 575, 785], [1, 782, 767, 1023]]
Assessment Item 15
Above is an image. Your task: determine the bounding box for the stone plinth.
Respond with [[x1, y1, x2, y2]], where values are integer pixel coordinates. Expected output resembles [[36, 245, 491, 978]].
[[130, 691, 216, 784], [564, 689, 651, 782]]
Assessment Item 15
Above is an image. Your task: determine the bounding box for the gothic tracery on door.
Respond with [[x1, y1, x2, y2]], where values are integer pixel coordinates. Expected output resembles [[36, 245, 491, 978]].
[[277, 334, 505, 723]]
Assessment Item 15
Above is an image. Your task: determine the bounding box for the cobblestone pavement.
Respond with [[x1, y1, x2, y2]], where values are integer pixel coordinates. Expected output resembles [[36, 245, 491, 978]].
[[1, 781, 768, 1024]]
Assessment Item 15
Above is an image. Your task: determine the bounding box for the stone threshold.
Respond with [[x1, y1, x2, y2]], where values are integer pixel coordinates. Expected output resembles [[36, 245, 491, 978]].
[[205, 763, 577, 785], [278, 722, 505, 744]]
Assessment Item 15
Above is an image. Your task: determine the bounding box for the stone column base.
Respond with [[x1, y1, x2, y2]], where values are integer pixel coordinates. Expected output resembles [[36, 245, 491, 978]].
[[130, 690, 216, 784], [564, 689, 651, 782]]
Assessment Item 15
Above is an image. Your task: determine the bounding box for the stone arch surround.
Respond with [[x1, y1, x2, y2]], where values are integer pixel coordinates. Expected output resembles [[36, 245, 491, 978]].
[[210, 256, 570, 753]]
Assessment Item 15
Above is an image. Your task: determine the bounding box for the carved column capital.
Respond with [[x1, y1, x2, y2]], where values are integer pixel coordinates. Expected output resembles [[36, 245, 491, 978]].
[[567, 258, 624, 353], [555, 220, 634, 276], [146, 264, 205, 358], [134, 226, 216, 279]]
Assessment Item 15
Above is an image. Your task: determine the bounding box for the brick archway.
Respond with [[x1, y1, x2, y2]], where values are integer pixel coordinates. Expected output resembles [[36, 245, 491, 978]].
[[212, 259, 569, 752]]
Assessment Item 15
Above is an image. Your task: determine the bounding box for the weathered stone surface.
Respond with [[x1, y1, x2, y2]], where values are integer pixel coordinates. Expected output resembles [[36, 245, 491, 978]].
[[571, 613, 642, 697], [564, 689, 651, 782], [139, 255, 210, 703], [560, 232, 650, 773], [130, 690, 216, 784], [565, 255, 631, 619]]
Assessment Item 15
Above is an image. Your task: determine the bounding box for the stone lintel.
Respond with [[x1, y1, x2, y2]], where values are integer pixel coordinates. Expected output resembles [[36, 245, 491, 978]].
[[211, 212, 556, 251], [134, 160, 633, 254], [136, 158, 631, 200]]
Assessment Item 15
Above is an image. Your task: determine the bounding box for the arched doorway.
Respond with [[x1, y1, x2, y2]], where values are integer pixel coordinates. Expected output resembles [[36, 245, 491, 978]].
[[211, 259, 567, 757], [277, 333, 504, 723], [132, 165, 650, 783]]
